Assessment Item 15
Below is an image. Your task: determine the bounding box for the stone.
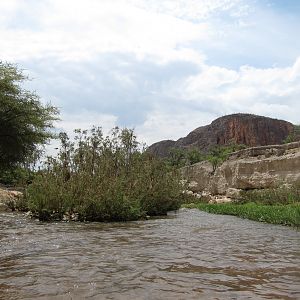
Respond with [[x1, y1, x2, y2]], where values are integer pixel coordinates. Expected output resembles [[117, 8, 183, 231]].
[[0, 187, 23, 211], [188, 181, 199, 192], [209, 195, 232, 204], [180, 142, 300, 196], [226, 188, 242, 199], [180, 161, 213, 192]]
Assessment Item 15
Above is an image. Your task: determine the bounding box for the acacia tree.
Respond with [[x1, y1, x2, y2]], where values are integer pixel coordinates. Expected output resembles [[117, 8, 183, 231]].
[[0, 62, 59, 170]]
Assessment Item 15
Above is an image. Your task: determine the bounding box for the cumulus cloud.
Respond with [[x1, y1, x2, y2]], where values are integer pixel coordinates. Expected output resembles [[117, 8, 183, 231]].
[[0, 0, 209, 64], [162, 57, 300, 125], [127, 0, 250, 21], [1, 0, 299, 148]]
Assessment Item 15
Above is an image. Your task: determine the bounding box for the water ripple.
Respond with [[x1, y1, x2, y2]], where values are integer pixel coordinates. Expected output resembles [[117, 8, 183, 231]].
[[0, 209, 299, 299]]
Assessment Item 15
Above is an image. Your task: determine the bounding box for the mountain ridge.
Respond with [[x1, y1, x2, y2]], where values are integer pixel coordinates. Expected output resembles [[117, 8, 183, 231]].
[[148, 113, 295, 157]]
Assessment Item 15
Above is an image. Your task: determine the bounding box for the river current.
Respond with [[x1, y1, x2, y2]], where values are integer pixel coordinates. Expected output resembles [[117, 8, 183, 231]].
[[0, 209, 299, 299]]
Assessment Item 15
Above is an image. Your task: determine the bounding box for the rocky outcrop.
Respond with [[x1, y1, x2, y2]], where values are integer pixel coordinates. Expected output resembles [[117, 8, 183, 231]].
[[148, 113, 294, 157], [0, 187, 23, 212], [181, 142, 300, 199], [147, 140, 175, 158]]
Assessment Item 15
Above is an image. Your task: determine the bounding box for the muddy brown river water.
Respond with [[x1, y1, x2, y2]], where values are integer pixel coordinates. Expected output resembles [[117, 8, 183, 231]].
[[0, 209, 299, 300]]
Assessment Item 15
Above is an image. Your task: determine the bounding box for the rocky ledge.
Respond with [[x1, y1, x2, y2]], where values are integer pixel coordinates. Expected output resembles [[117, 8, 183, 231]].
[[0, 187, 23, 212], [181, 141, 300, 202]]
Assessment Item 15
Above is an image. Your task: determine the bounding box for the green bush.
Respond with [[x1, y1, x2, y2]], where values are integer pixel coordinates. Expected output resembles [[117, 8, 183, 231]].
[[0, 167, 35, 186], [284, 125, 300, 143], [26, 127, 183, 221], [207, 143, 247, 173], [166, 147, 207, 167]]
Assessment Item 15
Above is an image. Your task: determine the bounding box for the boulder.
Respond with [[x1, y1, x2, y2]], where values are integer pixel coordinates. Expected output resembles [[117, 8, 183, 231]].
[[225, 188, 242, 199], [209, 195, 232, 204], [0, 187, 23, 211]]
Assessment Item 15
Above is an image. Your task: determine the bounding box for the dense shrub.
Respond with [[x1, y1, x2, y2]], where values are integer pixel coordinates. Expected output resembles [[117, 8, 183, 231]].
[[26, 127, 183, 221], [0, 167, 35, 186]]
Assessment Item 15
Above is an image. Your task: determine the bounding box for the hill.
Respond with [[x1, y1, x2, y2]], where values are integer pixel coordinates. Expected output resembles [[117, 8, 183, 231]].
[[148, 113, 295, 157]]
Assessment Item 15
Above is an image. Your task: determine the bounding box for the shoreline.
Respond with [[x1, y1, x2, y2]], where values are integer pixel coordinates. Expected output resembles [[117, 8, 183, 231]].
[[183, 202, 300, 227]]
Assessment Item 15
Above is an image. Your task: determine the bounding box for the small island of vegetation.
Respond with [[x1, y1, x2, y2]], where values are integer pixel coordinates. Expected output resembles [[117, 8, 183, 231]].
[[0, 61, 184, 221], [26, 127, 184, 221]]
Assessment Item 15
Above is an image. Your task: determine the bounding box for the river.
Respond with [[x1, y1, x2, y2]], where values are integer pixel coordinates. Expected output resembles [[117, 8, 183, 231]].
[[0, 209, 299, 299]]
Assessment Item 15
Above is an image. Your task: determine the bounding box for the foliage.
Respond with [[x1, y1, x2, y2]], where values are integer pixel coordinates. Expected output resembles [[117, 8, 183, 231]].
[[166, 143, 246, 170], [284, 125, 300, 143], [167, 148, 187, 167], [26, 127, 183, 221], [0, 167, 35, 186], [207, 147, 227, 174], [186, 148, 206, 165], [166, 147, 206, 167], [0, 61, 59, 170], [207, 143, 246, 173], [184, 202, 300, 227]]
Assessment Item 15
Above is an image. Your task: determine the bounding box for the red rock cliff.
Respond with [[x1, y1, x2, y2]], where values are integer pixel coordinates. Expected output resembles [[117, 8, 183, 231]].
[[148, 114, 294, 157]]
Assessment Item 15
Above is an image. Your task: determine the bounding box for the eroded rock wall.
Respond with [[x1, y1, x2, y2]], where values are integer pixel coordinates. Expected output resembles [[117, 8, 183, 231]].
[[181, 142, 300, 196]]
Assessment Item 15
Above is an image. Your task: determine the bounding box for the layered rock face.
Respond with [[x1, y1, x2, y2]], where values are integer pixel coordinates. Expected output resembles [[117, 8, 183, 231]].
[[148, 114, 294, 157], [181, 142, 300, 198]]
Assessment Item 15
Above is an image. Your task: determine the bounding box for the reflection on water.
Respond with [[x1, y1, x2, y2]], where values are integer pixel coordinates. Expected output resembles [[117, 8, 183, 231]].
[[0, 209, 299, 299]]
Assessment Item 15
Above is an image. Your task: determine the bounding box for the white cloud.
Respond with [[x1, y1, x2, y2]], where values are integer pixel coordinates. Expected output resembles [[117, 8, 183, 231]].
[[133, 57, 300, 145], [136, 109, 216, 145], [128, 0, 249, 21], [47, 110, 118, 156], [166, 57, 300, 125], [0, 0, 18, 22], [0, 0, 209, 64], [56, 111, 118, 136], [1, 0, 299, 149]]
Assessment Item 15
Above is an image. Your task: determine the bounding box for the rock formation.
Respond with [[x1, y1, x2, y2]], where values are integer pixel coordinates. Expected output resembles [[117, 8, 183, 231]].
[[0, 187, 23, 212], [181, 141, 300, 201], [148, 113, 295, 157]]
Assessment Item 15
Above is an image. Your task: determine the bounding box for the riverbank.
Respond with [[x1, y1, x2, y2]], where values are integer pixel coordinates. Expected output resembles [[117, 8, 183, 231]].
[[183, 202, 300, 227]]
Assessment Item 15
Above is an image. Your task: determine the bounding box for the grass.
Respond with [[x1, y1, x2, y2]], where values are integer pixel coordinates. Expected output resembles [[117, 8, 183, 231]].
[[183, 202, 300, 227], [182, 184, 300, 227], [238, 185, 300, 205]]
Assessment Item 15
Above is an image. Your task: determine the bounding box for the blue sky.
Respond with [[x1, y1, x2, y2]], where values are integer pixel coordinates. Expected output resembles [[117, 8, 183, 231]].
[[1, 0, 299, 147]]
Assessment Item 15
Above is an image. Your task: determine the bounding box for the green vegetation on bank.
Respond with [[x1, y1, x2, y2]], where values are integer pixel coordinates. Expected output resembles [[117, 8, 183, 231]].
[[183, 202, 300, 227], [183, 185, 300, 226], [166, 143, 246, 170], [26, 127, 184, 221], [239, 185, 300, 205], [284, 124, 300, 143]]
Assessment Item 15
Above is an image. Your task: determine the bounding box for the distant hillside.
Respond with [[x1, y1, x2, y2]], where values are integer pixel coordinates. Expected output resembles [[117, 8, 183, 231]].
[[148, 113, 295, 157]]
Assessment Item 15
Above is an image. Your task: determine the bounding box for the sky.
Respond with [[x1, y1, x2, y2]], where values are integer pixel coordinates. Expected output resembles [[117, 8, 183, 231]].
[[1, 0, 300, 148]]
